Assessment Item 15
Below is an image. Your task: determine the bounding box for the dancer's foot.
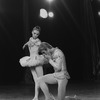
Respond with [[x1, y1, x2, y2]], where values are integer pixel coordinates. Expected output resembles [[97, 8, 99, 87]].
[[50, 94, 56, 100], [32, 97, 38, 100], [45, 94, 56, 100]]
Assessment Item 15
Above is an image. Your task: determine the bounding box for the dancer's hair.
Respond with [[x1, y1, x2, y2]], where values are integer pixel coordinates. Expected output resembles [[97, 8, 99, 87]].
[[38, 42, 53, 55], [33, 26, 41, 32]]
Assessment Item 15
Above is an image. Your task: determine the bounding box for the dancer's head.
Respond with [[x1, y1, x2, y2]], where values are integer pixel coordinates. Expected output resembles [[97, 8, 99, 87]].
[[32, 26, 41, 39], [38, 42, 54, 56]]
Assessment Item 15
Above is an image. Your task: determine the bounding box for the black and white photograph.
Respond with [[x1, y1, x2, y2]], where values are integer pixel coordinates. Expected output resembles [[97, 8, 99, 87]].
[[0, 0, 100, 100]]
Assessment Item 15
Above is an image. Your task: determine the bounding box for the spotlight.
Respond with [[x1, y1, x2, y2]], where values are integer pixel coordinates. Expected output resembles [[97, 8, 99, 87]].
[[40, 8, 48, 18], [48, 12, 54, 18], [46, 0, 54, 3], [98, 11, 100, 16]]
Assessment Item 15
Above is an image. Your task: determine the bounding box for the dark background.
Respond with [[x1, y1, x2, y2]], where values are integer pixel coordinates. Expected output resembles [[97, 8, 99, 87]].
[[0, 0, 99, 85]]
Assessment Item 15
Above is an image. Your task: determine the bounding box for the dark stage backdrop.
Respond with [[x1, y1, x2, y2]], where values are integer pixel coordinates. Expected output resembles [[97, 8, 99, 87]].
[[0, 0, 99, 85]]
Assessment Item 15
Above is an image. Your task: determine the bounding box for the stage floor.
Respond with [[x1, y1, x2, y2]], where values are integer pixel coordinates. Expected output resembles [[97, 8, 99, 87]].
[[0, 81, 100, 100]]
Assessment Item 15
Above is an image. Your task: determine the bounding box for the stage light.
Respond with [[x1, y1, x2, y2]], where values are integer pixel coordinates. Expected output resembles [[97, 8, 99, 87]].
[[46, 0, 54, 3], [98, 11, 100, 16], [48, 12, 54, 18], [40, 8, 48, 18]]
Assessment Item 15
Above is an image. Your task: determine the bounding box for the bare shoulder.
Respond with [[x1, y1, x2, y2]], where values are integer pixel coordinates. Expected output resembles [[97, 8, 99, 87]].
[[55, 48, 64, 57]]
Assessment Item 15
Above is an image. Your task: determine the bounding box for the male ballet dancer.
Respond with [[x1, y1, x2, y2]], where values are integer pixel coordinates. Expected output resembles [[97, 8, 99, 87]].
[[37, 42, 70, 100]]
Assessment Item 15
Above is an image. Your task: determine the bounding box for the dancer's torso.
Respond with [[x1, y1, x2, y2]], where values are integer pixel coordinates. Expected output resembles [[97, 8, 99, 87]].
[[29, 38, 41, 56], [52, 48, 66, 72], [53, 48, 70, 79]]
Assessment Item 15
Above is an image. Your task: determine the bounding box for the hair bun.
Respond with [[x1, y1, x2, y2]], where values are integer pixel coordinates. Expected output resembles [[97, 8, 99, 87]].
[[33, 26, 41, 32]]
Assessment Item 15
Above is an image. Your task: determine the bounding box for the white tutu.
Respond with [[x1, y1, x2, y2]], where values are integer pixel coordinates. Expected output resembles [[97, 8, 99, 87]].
[[19, 54, 45, 67]]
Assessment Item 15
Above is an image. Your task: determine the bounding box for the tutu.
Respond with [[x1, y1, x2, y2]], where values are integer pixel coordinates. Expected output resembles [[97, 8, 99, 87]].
[[19, 54, 47, 67], [19, 56, 30, 67]]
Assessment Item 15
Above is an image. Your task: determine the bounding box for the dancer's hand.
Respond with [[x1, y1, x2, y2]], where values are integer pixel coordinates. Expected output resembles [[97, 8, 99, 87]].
[[22, 41, 30, 49], [22, 44, 26, 49], [44, 54, 51, 60]]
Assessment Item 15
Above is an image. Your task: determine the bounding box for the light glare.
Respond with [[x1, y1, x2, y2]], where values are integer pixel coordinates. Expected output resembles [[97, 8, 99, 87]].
[[46, 0, 54, 3], [48, 12, 54, 18], [98, 11, 100, 16], [40, 9, 48, 18]]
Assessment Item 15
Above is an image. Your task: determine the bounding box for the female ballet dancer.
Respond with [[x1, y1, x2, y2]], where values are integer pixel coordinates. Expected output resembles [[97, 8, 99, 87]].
[[19, 26, 48, 100]]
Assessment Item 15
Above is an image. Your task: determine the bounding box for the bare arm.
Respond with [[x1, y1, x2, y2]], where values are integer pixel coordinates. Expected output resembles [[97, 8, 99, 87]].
[[49, 56, 62, 70], [23, 38, 41, 49], [23, 38, 31, 49]]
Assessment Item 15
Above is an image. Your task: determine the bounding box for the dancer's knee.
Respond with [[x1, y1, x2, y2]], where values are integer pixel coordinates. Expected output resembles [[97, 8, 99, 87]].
[[36, 77, 43, 86]]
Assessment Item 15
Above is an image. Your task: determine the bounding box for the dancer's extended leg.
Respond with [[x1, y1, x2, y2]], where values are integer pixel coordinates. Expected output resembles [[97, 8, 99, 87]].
[[32, 66, 43, 100], [31, 69, 38, 100]]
